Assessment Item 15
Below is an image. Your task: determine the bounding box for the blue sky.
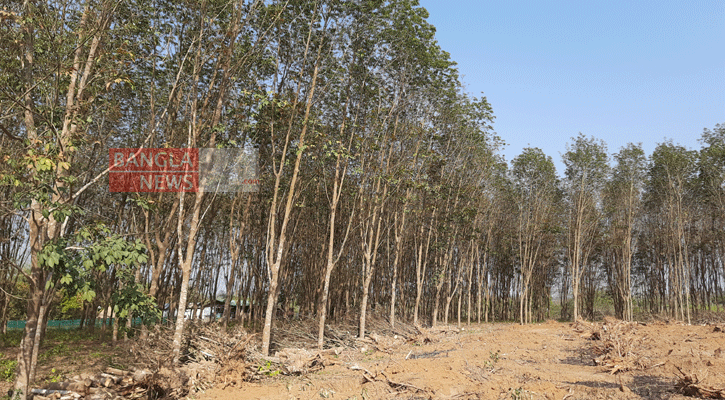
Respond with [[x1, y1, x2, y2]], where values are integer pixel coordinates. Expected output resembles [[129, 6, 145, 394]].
[[419, 0, 724, 174]]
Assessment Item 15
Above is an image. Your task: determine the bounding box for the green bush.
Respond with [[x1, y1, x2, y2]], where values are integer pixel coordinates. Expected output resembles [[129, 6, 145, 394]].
[[46, 328, 100, 343], [38, 344, 70, 363], [0, 354, 18, 382], [0, 331, 22, 347]]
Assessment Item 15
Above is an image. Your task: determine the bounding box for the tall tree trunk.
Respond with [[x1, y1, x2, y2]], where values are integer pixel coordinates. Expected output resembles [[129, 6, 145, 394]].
[[171, 185, 206, 363], [262, 18, 325, 354], [389, 196, 410, 329], [413, 209, 435, 325], [317, 109, 356, 349], [359, 188, 386, 339], [224, 194, 251, 328]]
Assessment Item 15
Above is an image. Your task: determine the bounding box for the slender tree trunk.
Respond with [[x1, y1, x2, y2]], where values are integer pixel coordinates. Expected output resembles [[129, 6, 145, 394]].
[[359, 194, 385, 339], [414, 210, 435, 325], [171, 132, 209, 364], [456, 285, 463, 328], [390, 201, 409, 329], [224, 194, 251, 328], [260, 8, 326, 354], [317, 119, 355, 349]]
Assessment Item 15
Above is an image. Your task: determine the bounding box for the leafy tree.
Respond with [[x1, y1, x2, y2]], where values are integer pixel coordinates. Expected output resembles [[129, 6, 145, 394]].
[[646, 141, 697, 323], [0, 1, 135, 396], [604, 143, 647, 320], [511, 148, 559, 324], [562, 134, 609, 321]]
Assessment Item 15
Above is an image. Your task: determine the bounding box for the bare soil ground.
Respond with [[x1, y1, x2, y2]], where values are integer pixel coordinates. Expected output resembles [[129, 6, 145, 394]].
[[200, 319, 725, 400], [2, 317, 724, 399]]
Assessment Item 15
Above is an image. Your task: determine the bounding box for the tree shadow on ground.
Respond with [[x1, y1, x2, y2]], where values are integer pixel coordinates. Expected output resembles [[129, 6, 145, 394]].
[[560, 344, 597, 367], [629, 374, 676, 399], [564, 380, 620, 389]]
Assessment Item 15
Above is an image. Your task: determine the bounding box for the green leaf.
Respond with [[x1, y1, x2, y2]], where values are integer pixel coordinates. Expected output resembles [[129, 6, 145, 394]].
[[82, 290, 96, 302]]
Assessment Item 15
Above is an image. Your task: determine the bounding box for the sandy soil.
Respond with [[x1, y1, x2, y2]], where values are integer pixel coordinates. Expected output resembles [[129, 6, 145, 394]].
[[197, 320, 725, 400]]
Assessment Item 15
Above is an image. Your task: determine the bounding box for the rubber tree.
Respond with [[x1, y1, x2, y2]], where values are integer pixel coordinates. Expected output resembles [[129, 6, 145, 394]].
[[603, 143, 646, 321], [562, 134, 609, 322], [167, 0, 266, 363], [511, 147, 558, 324], [0, 1, 134, 396], [646, 141, 697, 323], [260, 0, 328, 356], [312, 0, 385, 349], [697, 124, 725, 310]]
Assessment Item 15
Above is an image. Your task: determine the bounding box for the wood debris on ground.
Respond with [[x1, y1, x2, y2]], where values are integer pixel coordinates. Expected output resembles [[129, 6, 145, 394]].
[[571, 318, 601, 340], [270, 313, 420, 351], [573, 317, 651, 374], [254, 346, 343, 376], [30, 322, 256, 399], [675, 366, 725, 399], [26, 314, 457, 399], [349, 364, 429, 396], [30, 366, 186, 400]]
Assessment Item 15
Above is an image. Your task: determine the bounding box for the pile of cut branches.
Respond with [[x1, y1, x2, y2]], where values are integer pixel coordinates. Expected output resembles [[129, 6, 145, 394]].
[[128, 322, 257, 392], [575, 318, 651, 374], [694, 311, 725, 326], [675, 366, 725, 399], [248, 346, 345, 380], [30, 366, 187, 400], [270, 311, 419, 351], [571, 318, 600, 340]]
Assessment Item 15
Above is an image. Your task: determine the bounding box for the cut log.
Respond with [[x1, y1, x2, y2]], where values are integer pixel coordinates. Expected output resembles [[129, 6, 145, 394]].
[[104, 367, 130, 376]]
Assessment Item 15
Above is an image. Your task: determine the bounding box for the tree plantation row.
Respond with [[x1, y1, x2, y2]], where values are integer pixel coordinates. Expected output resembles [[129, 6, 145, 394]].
[[0, 0, 723, 398]]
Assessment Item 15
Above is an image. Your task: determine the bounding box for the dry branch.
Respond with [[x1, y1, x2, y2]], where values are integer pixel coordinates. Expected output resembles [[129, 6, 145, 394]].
[[675, 366, 725, 399], [576, 318, 651, 374], [349, 364, 428, 395], [29, 367, 185, 400]]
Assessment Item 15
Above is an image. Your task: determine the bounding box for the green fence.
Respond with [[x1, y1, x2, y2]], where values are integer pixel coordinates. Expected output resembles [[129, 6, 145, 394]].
[[6, 318, 143, 330]]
